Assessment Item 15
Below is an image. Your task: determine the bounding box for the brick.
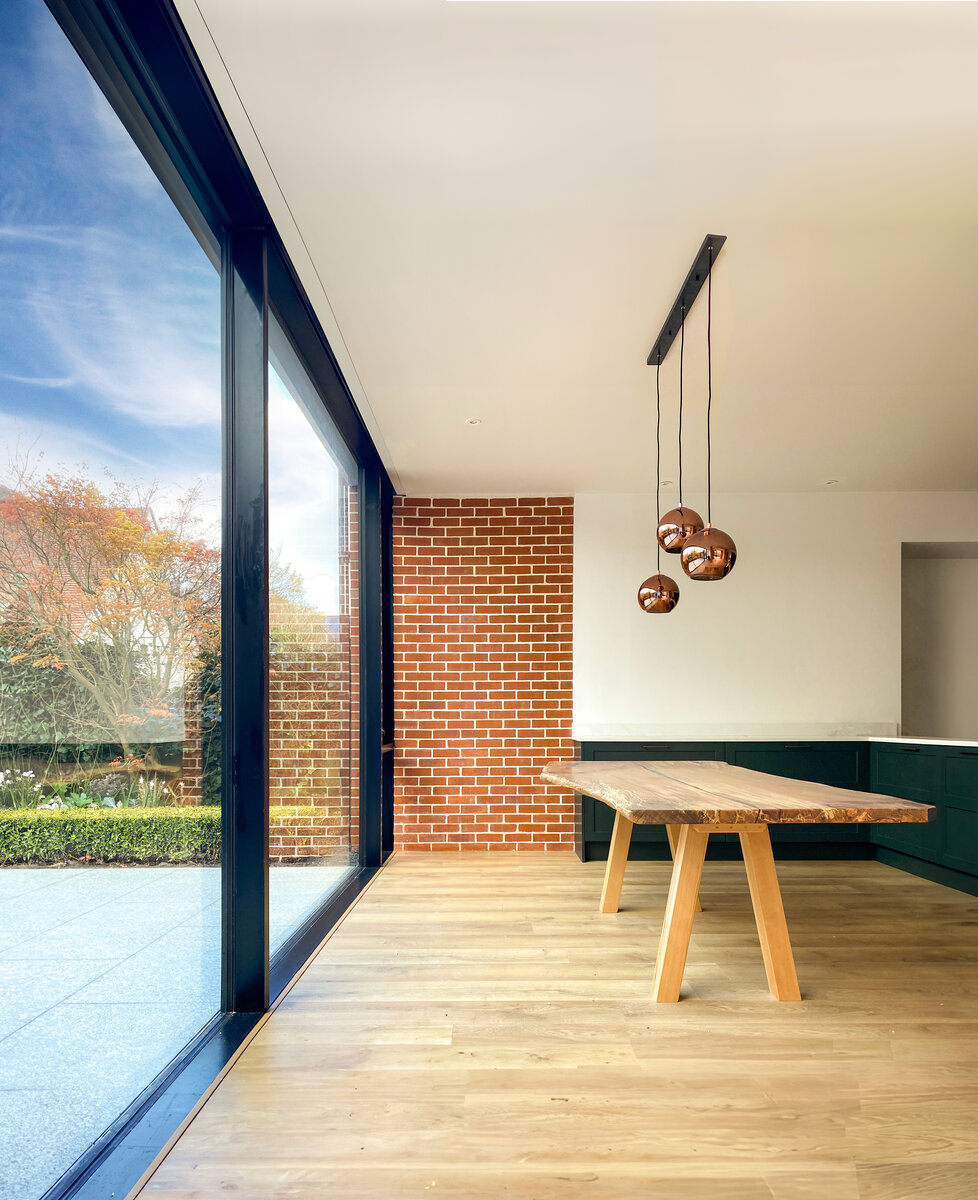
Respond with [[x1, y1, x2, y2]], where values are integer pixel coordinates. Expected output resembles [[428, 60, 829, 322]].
[[393, 496, 574, 852]]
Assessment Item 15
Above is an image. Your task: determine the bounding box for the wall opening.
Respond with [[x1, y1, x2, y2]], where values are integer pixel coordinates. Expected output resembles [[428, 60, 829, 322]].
[[901, 542, 978, 740]]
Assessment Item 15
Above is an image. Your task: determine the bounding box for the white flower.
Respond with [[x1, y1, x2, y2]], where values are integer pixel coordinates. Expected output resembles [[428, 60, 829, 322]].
[[33, 784, 41, 791]]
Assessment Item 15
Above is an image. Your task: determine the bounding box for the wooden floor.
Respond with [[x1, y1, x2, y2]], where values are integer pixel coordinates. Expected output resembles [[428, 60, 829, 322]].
[[137, 853, 978, 1200]]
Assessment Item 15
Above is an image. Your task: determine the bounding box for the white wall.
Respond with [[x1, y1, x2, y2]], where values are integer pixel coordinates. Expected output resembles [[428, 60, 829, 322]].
[[902, 556, 978, 741], [573, 492, 978, 739]]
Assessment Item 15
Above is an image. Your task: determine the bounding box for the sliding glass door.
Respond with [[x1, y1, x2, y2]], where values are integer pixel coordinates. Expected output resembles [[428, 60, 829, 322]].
[[0, 2, 222, 1196], [0, 1, 393, 1196], [267, 318, 361, 952]]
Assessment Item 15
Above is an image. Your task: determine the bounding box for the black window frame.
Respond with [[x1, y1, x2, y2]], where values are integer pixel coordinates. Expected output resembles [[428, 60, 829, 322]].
[[29, 1, 395, 1197]]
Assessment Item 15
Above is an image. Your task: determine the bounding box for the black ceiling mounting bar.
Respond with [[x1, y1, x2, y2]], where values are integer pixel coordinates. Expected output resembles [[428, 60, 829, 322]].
[[647, 233, 726, 366]]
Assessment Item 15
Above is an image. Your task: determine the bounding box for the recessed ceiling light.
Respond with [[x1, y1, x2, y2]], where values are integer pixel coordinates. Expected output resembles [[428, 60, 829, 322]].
[[464, 417, 481, 426], [660, 479, 674, 487], [820, 477, 841, 487]]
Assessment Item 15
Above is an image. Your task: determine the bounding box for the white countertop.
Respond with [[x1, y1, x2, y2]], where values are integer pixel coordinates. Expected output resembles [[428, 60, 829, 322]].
[[868, 736, 978, 749], [571, 726, 978, 749]]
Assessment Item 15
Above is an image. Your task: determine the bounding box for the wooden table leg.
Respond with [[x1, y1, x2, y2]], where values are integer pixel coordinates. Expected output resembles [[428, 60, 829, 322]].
[[599, 811, 633, 913], [666, 824, 702, 912], [739, 825, 802, 1002], [651, 825, 709, 1002]]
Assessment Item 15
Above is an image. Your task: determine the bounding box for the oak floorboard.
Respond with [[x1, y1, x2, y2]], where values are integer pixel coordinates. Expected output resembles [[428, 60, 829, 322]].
[[136, 854, 978, 1200]]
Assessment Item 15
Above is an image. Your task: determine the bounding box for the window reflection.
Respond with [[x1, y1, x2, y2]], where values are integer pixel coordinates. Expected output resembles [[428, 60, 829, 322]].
[[0, 2, 222, 1196], [267, 318, 359, 951]]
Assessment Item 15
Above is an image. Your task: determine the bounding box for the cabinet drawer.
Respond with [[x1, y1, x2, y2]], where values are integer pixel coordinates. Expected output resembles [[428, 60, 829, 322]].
[[942, 806, 978, 874], [588, 744, 724, 849], [943, 752, 978, 813], [874, 745, 940, 796], [873, 813, 943, 862], [770, 823, 867, 845], [582, 745, 726, 850], [588, 744, 724, 762], [587, 796, 667, 845], [727, 743, 865, 790]]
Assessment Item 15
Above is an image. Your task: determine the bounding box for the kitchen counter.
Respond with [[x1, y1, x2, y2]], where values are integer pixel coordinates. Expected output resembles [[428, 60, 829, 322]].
[[568, 733, 978, 896], [869, 736, 978, 749], [571, 727, 978, 748]]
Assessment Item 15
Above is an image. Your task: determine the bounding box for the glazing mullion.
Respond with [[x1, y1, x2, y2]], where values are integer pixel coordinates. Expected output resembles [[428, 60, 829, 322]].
[[222, 228, 271, 1014], [358, 467, 384, 869]]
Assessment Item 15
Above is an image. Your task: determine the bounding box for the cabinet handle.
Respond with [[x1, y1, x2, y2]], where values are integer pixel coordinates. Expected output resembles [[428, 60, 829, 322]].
[[784, 743, 812, 750], [901, 746, 921, 753], [961, 750, 978, 757], [642, 744, 671, 750]]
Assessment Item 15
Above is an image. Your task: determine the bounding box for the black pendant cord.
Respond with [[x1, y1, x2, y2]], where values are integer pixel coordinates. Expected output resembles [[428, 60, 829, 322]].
[[706, 248, 712, 527], [655, 360, 662, 572], [678, 304, 685, 508]]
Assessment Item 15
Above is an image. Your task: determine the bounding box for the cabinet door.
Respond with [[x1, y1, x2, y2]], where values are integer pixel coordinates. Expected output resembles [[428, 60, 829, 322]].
[[941, 751, 978, 876], [871, 745, 943, 862], [726, 742, 868, 844], [584, 743, 724, 846]]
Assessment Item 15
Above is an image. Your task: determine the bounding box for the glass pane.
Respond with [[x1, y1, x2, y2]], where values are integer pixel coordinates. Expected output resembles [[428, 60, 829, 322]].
[[0, 3, 222, 1196], [267, 316, 359, 953]]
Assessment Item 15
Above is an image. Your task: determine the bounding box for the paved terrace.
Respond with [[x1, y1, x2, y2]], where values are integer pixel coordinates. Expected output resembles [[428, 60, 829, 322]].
[[0, 862, 350, 1200]]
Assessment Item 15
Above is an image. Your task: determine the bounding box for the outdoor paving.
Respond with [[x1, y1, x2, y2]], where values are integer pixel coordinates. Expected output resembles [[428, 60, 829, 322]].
[[0, 861, 352, 1200]]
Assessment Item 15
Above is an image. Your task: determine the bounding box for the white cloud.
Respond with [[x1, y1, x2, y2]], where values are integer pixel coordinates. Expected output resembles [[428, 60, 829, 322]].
[[268, 368, 349, 616], [0, 373, 74, 388], [20, 224, 222, 430]]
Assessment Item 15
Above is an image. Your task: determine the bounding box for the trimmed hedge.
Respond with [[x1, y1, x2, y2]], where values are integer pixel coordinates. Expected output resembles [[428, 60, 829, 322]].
[[0, 805, 320, 865]]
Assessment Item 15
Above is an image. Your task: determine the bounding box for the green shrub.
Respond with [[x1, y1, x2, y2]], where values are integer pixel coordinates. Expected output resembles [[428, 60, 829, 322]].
[[0, 806, 222, 864], [0, 805, 321, 864]]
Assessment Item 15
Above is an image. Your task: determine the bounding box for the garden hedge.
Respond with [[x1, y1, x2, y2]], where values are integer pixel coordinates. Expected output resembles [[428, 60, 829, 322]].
[[0, 805, 318, 865]]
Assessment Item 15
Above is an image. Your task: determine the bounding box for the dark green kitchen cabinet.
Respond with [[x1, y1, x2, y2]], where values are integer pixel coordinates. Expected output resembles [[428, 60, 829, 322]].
[[571, 737, 978, 891], [941, 751, 978, 875], [576, 742, 723, 860], [575, 740, 870, 861], [870, 743, 944, 862], [869, 742, 978, 881], [725, 742, 869, 847]]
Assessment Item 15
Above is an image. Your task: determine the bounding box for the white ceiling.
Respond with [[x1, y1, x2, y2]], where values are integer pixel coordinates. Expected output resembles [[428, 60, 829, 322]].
[[176, 0, 978, 495]]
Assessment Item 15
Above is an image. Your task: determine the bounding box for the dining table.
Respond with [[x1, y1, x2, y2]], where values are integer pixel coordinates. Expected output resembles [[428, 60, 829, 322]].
[[540, 759, 935, 1002]]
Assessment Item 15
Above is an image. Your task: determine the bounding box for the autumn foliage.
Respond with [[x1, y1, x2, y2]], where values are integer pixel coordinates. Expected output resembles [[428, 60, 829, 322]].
[[0, 464, 220, 751]]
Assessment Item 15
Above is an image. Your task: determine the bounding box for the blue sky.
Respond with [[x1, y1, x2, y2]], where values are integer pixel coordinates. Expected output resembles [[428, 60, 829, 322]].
[[0, 0, 350, 616], [0, 0, 222, 502]]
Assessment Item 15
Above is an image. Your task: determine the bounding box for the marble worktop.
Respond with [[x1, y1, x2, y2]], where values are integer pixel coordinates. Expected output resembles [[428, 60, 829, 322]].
[[571, 725, 978, 749]]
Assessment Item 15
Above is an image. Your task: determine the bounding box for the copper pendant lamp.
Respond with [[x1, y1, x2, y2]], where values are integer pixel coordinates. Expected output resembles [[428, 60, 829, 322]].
[[680, 246, 737, 582], [638, 572, 680, 613], [656, 304, 703, 553], [681, 525, 737, 580], [638, 358, 680, 612]]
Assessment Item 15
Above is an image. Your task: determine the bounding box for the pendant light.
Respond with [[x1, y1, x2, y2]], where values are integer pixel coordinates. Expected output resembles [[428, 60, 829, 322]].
[[656, 304, 704, 553], [638, 359, 680, 613], [681, 247, 737, 581]]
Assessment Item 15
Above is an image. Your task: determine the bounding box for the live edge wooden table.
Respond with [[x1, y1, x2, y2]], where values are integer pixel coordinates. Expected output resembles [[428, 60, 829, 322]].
[[540, 760, 935, 1003]]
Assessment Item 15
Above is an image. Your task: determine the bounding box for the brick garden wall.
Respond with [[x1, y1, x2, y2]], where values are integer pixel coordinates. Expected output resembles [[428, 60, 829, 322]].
[[176, 483, 359, 862], [392, 497, 575, 851], [266, 480, 359, 862]]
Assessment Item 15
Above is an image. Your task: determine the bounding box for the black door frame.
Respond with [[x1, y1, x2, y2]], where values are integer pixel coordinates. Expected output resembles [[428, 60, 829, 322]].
[[34, 1, 395, 1196]]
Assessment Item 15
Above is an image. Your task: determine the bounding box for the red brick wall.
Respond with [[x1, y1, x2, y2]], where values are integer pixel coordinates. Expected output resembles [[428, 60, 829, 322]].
[[267, 479, 359, 861], [176, 484, 359, 862], [393, 497, 574, 851]]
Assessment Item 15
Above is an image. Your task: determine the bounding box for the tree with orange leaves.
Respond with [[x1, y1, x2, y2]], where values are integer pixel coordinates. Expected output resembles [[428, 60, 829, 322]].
[[0, 460, 220, 756]]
